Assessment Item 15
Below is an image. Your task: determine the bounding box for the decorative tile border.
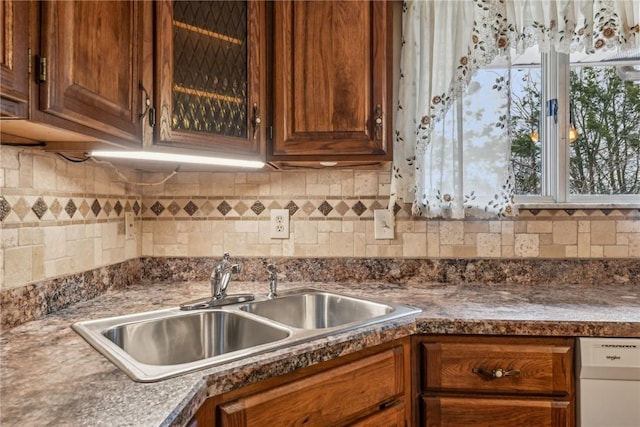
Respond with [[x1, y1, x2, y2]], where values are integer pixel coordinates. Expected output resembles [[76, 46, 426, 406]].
[[3, 192, 638, 224], [0, 193, 141, 226], [139, 197, 391, 220], [139, 198, 640, 220]]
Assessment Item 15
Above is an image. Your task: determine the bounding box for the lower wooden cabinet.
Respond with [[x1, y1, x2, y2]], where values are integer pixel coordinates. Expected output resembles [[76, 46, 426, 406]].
[[190, 338, 410, 426], [414, 335, 575, 427], [189, 335, 576, 427], [422, 396, 571, 427]]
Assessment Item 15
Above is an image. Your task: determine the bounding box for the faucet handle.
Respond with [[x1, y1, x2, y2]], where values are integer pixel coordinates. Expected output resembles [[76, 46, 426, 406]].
[[267, 264, 277, 298]]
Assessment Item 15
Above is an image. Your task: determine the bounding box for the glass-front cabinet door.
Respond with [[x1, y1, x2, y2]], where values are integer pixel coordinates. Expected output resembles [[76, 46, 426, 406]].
[[155, 0, 266, 160]]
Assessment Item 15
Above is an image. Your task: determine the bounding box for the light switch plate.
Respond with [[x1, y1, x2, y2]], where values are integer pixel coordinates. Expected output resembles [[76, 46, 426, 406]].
[[374, 209, 394, 240]]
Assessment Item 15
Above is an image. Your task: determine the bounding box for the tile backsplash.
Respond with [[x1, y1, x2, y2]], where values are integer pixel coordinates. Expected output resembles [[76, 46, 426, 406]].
[[1, 145, 639, 292]]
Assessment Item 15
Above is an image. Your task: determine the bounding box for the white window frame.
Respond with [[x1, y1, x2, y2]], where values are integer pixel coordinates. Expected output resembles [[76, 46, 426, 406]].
[[515, 49, 640, 208]]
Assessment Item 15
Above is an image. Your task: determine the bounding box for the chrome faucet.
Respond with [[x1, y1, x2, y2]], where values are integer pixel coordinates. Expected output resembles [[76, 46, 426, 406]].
[[180, 252, 254, 310], [266, 264, 278, 299], [211, 253, 241, 300]]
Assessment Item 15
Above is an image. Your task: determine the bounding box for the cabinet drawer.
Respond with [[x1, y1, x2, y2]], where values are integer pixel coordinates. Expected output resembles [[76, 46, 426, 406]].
[[422, 395, 572, 427], [420, 337, 573, 395], [218, 345, 405, 426], [351, 402, 405, 427]]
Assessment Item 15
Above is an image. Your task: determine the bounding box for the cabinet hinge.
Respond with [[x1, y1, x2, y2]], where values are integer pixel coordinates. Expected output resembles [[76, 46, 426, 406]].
[[28, 48, 32, 75], [268, 125, 273, 140], [37, 56, 47, 83]]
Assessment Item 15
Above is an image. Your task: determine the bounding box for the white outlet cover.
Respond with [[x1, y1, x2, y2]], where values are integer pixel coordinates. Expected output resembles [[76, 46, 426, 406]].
[[374, 209, 394, 240], [270, 209, 290, 239]]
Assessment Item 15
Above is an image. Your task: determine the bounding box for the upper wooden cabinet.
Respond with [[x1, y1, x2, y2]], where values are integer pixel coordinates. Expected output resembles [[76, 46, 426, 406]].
[[153, 0, 267, 161], [1, 0, 30, 118], [1, 0, 145, 149], [269, 0, 393, 169]]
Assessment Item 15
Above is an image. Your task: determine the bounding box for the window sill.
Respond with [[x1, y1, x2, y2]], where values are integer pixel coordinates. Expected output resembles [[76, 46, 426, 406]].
[[517, 202, 640, 210]]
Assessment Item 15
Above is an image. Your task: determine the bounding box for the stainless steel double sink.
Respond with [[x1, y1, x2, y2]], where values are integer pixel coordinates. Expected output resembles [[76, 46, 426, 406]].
[[72, 288, 420, 382]]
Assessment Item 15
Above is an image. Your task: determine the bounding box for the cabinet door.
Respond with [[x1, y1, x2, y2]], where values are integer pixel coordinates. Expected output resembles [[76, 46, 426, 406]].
[[155, 0, 266, 159], [270, 0, 392, 165], [37, 1, 143, 143], [0, 0, 29, 118], [422, 396, 572, 427], [218, 346, 405, 426]]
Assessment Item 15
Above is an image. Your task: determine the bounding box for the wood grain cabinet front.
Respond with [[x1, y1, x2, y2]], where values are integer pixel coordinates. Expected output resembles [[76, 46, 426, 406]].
[[415, 335, 575, 427], [268, 0, 393, 169], [1, 0, 146, 149], [0, 0, 30, 118], [189, 339, 411, 427], [153, 0, 267, 161]]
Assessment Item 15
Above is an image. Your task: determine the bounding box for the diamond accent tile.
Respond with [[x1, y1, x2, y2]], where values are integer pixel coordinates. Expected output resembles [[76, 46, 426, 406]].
[[184, 201, 199, 216], [370, 200, 384, 211], [65, 199, 77, 218], [0, 196, 11, 221], [167, 201, 181, 216], [267, 201, 282, 210], [113, 200, 123, 216], [150, 201, 165, 216], [201, 201, 215, 216], [91, 199, 102, 217], [250, 201, 265, 215], [12, 198, 30, 220], [103, 201, 113, 217], [352, 201, 367, 216], [302, 201, 316, 215], [393, 203, 402, 215], [317, 201, 333, 216], [132, 201, 141, 215], [49, 199, 63, 218], [334, 201, 349, 216], [79, 200, 91, 218], [284, 201, 299, 216], [217, 201, 232, 216], [234, 201, 248, 216], [32, 197, 48, 219]]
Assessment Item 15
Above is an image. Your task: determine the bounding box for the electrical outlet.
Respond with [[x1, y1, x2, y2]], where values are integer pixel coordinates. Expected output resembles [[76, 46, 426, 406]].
[[125, 212, 135, 240], [270, 209, 290, 239], [374, 209, 394, 240]]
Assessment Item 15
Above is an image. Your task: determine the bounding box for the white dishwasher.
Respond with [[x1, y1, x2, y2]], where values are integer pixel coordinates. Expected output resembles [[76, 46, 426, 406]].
[[577, 338, 640, 427]]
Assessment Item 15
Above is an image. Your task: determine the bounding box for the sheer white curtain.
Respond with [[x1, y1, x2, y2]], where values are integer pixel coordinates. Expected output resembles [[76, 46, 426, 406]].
[[390, 0, 640, 219]]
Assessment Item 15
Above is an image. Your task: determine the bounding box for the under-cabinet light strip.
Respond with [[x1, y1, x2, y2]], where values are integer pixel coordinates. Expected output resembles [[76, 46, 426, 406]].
[[90, 150, 265, 169]]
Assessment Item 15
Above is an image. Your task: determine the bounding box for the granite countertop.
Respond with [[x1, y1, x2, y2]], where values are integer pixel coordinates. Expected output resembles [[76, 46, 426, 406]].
[[1, 280, 639, 426]]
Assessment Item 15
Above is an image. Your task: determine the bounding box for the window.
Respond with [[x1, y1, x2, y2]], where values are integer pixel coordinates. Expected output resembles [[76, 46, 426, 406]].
[[510, 48, 640, 205]]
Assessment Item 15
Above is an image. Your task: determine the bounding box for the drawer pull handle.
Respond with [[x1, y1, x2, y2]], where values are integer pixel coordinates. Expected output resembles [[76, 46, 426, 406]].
[[472, 367, 521, 380]]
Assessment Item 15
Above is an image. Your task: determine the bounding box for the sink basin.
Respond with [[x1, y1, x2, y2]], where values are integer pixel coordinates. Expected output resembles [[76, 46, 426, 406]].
[[240, 291, 394, 329], [73, 288, 420, 382], [73, 308, 291, 382], [103, 311, 290, 366]]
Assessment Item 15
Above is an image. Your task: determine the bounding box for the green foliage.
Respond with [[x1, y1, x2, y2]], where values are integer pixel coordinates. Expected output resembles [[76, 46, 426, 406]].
[[511, 65, 640, 195]]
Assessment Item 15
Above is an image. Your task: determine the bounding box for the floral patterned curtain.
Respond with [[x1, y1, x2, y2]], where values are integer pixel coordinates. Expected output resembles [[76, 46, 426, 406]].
[[390, 0, 640, 219]]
